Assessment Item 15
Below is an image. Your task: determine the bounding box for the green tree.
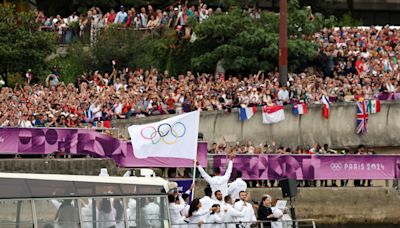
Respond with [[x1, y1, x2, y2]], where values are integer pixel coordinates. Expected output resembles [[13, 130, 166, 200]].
[[0, 4, 56, 86], [179, 0, 336, 75]]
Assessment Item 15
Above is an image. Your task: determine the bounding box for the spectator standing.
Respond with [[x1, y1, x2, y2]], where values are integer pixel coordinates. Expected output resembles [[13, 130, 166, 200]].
[[114, 5, 128, 24]]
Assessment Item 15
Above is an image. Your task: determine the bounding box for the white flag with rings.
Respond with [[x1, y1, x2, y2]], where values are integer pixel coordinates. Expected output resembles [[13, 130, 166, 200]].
[[128, 111, 200, 159]]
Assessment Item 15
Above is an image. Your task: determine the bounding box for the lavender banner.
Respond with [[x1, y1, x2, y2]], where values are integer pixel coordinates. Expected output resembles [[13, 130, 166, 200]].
[[213, 155, 400, 180], [0, 128, 207, 168]]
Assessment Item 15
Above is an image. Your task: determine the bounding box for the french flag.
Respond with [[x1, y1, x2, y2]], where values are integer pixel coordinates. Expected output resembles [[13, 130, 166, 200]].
[[292, 103, 308, 115], [321, 96, 330, 119], [239, 106, 257, 121]]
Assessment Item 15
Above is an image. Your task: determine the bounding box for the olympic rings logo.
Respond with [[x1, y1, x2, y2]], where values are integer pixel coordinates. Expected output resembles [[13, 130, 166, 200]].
[[329, 162, 343, 171], [140, 122, 186, 145]]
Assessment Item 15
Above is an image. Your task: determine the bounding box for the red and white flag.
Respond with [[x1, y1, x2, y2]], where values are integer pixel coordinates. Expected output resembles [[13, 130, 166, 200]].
[[262, 105, 285, 124]]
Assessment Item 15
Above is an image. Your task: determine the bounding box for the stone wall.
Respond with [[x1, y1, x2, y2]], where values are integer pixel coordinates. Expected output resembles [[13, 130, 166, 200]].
[[113, 102, 400, 148]]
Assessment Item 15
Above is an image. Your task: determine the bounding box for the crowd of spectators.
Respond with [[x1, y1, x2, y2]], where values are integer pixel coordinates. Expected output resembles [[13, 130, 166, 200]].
[[35, 2, 220, 43], [1, 2, 399, 128], [207, 137, 366, 155]]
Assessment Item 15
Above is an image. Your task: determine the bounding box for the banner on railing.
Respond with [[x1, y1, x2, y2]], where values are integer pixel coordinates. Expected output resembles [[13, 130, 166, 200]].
[[213, 155, 400, 180], [0, 128, 207, 168]]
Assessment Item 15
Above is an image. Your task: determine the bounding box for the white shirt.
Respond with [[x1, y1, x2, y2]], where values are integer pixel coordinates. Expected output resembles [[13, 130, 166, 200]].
[[200, 196, 216, 212], [233, 201, 257, 228], [188, 209, 210, 228], [143, 202, 161, 228], [278, 89, 289, 102], [223, 204, 246, 228], [97, 208, 116, 228], [204, 212, 224, 228], [198, 160, 233, 199], [126, 199, 137, 227], [169, 203, 186, 227], [228, 178, 247, 202]]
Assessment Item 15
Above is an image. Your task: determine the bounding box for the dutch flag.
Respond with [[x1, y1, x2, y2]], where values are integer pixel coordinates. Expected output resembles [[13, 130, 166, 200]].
[[239, 106, 257, 121]]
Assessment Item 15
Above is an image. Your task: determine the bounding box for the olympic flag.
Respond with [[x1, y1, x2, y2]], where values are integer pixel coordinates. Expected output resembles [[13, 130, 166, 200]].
[[128, 111, 200, 159]]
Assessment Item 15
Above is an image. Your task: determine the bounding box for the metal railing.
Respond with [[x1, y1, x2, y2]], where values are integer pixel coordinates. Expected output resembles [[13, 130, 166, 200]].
[[173, 219, 317, 228]]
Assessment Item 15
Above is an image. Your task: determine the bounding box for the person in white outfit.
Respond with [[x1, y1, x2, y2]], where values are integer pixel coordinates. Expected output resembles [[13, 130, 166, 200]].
[[199, 187, 216, 212], [204, 204, 224, 228], [126, 199, 137, 228], [223, 195, 247, 228], [213, 190, 226, 217], [54, 199, 79, 228], [228, 171, 247, 202], [234, 191, 257, 228], [113, 199, 125, 228], [142, 198, 161, 228], [168, 194, 187, 228], [187, 198, 212, 228], [97, 198, 116, 228], [196, 154, 235, 199]]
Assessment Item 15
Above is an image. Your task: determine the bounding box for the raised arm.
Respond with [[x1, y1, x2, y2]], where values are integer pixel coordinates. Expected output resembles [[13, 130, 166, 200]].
[[197, 162, 213, 184], [223, 159, 234, 181]]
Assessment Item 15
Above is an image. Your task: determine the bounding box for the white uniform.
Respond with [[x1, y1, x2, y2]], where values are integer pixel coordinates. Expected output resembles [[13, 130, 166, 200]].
[[199, 196, 216, 211], [204, 212, 224, 228], [233, 201, 257, 228], [187, 209, 210, 228], [143, 202, 161, 228], [228, 178, 247, 202], [198, 160, 233, 198], [169, 203, 186, 228], [271, 207, 284, 228], [126, 199, 137, 227], [223, 204, 246, 228]]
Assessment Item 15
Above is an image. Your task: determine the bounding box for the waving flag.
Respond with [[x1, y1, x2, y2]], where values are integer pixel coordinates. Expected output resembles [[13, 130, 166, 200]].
[[128, 111, 200, 159], [367, 99, 381, 114], [292, 103, 308, 115], [262, 105, 285, 124], [356, 100, 368, 134], [239, 106, 257, 121], [321, 96, 330, 119]]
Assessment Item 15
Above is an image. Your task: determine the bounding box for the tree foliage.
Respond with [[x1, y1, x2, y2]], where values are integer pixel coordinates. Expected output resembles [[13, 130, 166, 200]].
[[0, 4, 56, 86], [59, 0, 337, 81]]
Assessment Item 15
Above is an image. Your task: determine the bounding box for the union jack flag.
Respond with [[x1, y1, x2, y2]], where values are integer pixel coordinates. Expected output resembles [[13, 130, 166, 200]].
[[356, 100, 369, 134]]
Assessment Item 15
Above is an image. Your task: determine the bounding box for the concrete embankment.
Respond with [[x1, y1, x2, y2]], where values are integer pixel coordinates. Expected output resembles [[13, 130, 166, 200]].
[[113, 102, 400, 148], [1, 159, 399, 225]]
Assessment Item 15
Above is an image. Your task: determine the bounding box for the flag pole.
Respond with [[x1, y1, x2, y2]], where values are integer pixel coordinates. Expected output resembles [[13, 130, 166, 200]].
[[191, 159, 197, 201]]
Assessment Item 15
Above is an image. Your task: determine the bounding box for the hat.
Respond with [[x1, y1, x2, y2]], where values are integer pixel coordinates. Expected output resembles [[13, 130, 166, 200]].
[[163, 11, 168, 16], [263, 194, 272, 200], [174, 7, 179, 11]]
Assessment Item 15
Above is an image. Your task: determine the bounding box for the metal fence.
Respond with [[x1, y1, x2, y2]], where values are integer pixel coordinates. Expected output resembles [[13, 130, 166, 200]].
[[173, 219, 317, 228]]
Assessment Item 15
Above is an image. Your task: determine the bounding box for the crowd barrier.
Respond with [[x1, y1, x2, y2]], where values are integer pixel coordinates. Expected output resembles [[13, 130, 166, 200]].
[[173, 219, 316, 228], [0, 127, 208, 168], [1, 128, 400, 181], [213, 154, 400, 180]]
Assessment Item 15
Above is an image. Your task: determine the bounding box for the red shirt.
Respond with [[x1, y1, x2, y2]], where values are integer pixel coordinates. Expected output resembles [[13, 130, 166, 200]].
[[108, 13, 116, 23], [355, 60, 363, 73]]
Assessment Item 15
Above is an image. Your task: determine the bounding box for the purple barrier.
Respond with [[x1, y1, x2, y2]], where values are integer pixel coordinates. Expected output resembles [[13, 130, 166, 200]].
[[0, 128, 207, 168], [213, 155, 400, 180], [375, 92, 400, 100]]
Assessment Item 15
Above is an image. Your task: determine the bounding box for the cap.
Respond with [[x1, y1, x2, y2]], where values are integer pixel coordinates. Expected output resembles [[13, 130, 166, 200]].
[[174, 7, 179, 11]]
